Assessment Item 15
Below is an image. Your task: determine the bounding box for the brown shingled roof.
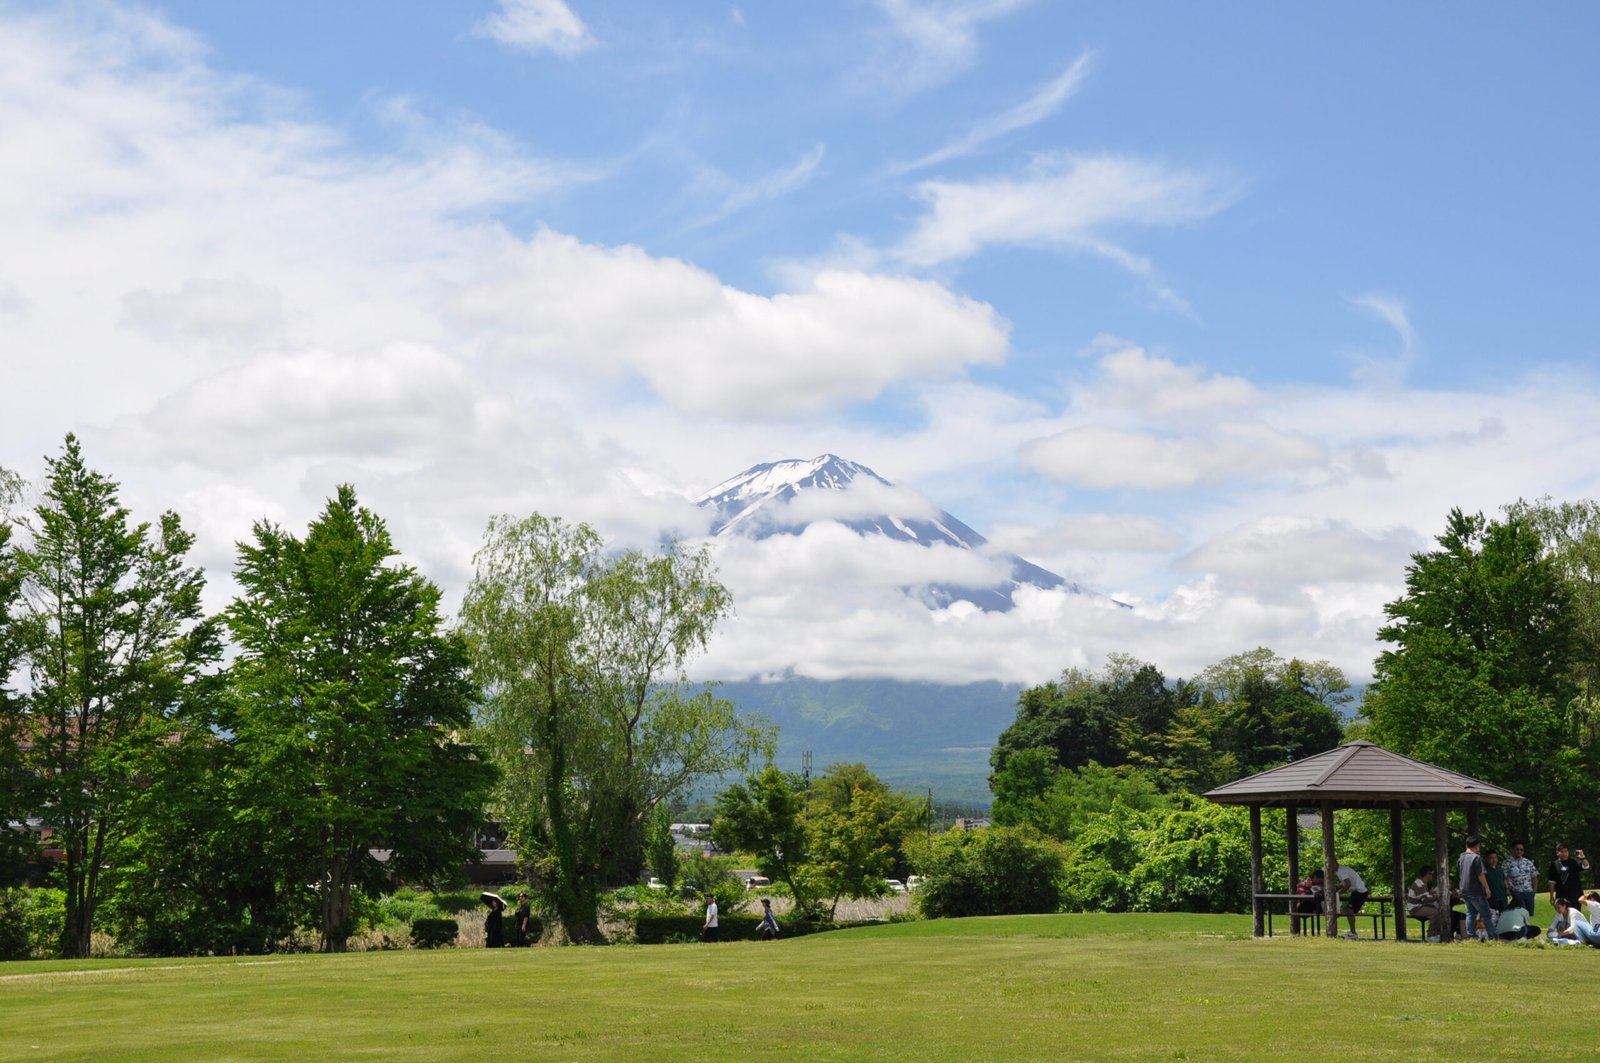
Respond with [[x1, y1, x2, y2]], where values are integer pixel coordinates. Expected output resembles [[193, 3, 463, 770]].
[[1202, 740, 1523, 808]]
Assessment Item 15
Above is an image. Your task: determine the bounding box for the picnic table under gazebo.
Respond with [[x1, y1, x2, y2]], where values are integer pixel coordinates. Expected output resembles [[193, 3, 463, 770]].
[[1203, 740, 1524, 941]]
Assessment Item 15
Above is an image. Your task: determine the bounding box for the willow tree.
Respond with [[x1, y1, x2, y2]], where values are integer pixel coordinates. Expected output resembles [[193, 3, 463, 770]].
[[461, 514, 768, 943]]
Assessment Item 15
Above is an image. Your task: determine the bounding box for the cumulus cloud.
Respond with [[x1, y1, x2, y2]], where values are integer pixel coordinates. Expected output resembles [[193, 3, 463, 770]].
[[895, 153, 1238, 269], [121, 277, 285, 345], [110, 345, 478, 468], [476, 0, 593, 56], [1021, 423, 1327, 491], [989, 514, 1184, 555], [450, 229, 1011, 415], [1178, 516, 1422, 598]]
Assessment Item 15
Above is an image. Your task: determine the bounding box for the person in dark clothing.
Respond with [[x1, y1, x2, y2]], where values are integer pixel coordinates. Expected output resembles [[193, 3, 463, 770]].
[[757, 897, 779, 941], [1548, 842, 1588, 911], [512, 892, 532, 947], [485, 895, 506, 948]]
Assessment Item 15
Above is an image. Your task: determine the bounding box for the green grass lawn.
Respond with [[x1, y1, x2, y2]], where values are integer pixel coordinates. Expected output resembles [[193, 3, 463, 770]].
[[0, 912, 1588, 1061]]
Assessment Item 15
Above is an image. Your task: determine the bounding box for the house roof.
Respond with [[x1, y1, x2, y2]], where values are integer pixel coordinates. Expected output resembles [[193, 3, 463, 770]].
[[1202, 740, 1524, 809]]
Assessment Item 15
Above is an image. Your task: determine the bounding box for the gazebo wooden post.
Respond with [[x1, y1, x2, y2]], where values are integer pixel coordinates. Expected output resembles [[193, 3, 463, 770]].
[[1321, 801, 1339, 938], [1249, 805, 1265, 938], [1285, 805, 1300, 934], [1389, 802, 1408, 941], [1433, 803, 1451, 941]]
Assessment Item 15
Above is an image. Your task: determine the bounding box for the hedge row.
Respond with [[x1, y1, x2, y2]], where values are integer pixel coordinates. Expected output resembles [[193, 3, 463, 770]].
[[632, 913, 874, 944]]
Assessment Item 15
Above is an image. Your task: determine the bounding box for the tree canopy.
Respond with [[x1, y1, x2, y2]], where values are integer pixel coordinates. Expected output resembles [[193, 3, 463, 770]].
[[461, 513, 767, 942]]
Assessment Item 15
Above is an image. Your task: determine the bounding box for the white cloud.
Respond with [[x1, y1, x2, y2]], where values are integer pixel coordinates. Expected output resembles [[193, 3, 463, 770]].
[[870, 0, 1033, 93], [476, 0, 593, 56], [121, 277, 285, 345], [682, 143, 827, 230], [449, 229, 1011, 415], [1021, 423, 1328, 490], [989, 514, 1184, 555], [1178, 516, 1422, 598], [895, 152, 1238, 270], [1087, 341, 1259, 419], [891, 50, 1094, 175]]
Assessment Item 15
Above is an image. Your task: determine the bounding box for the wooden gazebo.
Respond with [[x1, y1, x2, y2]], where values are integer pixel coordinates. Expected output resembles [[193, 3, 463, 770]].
[[1203, 740, 1524, 940]]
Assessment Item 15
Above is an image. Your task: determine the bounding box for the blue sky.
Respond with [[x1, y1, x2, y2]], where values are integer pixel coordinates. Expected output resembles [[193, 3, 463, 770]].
[[2, 0, 1598, 685]]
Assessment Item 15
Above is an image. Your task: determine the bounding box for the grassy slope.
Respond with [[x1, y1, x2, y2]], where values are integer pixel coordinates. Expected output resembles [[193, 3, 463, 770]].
[[0, 913, 1588, 1061]]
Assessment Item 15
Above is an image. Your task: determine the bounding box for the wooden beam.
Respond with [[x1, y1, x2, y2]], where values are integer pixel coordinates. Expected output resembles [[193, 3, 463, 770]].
[[1250, 805, 1265, 938], [1434, 804, 1451, 941], [1321, 801, 1339, 937], [1390, 802, 1407, 941], [1285, 804, 1301, 935]]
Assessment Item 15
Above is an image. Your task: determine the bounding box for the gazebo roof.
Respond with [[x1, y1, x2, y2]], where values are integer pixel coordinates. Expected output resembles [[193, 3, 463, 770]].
[[1202, 740, 1524, 809]]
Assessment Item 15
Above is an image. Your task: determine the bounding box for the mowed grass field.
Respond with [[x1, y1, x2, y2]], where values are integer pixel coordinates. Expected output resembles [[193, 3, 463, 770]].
[[0, 912, 1589, 1062]]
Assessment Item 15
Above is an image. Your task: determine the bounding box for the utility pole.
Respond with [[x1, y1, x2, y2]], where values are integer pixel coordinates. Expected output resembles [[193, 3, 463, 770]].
[[802, 750, 813, 788]]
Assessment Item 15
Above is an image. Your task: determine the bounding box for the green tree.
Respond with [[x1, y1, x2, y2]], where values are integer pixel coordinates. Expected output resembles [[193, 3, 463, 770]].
[[989, 670, 1119, 779], [643, 806, 680, 890], [461, 514, 767, 943], [1198, 648, 1347, 773], [1363, 507, 1579, 845], [991, 757, 1169, 843], [0, 503, 32, 888], [711, 765, 817, 916], [10, 436, 220, 957], [913, 826, 1064, 918], [224, 485, 493, 952]]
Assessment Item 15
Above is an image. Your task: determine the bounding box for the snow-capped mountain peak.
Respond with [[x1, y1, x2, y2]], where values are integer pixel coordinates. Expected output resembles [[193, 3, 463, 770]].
[[697, 454, 1103, 611]]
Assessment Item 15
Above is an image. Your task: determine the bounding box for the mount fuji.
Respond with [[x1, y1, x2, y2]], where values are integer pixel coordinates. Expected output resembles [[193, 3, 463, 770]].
[[696, 453, 1100, 612]]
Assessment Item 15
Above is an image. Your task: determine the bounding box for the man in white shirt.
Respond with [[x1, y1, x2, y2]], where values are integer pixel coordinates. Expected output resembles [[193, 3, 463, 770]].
[[1336, 864, 1369, 939], [702, 893, 719, 943]]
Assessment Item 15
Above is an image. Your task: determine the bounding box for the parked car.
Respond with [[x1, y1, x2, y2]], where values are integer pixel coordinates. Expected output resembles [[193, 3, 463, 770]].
[[646, 877, 666, 889], [906, 875, 923, 891], [885, 878, 906, 893]]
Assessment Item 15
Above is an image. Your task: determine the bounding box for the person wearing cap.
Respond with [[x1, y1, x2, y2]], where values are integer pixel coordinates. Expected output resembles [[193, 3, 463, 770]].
[[1548, 841, 1587, 912], [1457, 834, 1495, 941], [1502, 841, 1538, 916]]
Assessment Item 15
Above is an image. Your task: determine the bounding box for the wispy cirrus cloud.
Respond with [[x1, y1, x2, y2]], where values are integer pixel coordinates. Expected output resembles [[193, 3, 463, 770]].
[[1349, 291, 1421, 381], [895, 152, 1239, 269], [476, 0, 593, 56], [867, 0, 1033, 93], [681, 143, 827, 231], [889, 50, 1095, 175]]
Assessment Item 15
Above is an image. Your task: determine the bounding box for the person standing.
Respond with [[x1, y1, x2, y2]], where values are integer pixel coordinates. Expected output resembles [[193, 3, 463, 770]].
[[484, 894, 506, 948], [1548, 841, 1587, 912], [757, 897, 779, 941], [702, 893, 719, 943], [1502, 841, 1538, 916], [512, 892, 532, 947], [1484, 849, 1509, 912], [1458, 834, 1495, 941]]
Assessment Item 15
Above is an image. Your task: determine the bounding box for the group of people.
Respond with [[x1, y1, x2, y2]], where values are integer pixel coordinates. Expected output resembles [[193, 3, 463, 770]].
[[482, 891, 534, 948], [701, 893, 781, 943], [1406, 835, 1591, 943], [1293, 836, 1595, 944]]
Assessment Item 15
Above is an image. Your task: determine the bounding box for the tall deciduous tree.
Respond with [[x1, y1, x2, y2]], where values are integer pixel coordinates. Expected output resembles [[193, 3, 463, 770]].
[[225, 485, 493, 952], [1364, 507, 1579, 843], [461, 513, 767, 943], [10, 436, 220, 956], [0, 471, 32, 887]]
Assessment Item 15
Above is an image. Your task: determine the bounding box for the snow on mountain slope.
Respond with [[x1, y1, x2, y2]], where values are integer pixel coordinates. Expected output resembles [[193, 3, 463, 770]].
[[697, 454, 1107, 611]]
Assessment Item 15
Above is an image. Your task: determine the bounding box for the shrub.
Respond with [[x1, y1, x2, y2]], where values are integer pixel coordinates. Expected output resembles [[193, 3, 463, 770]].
[[410, 918, 459, 949], [426, 890, 482, 915], [379, 891, 445, 926], [914, 826, 1064, 919], [21, 888, 65, 958], [0, 890, 28, 960], [631, 912, 853, 944]]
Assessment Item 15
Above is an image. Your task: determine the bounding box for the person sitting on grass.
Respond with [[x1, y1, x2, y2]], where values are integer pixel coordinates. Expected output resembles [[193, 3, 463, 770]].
[[1494, 904, 1540, 941], [1549, 897, 1593, 945], [1405, 866, 1462, 940]]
